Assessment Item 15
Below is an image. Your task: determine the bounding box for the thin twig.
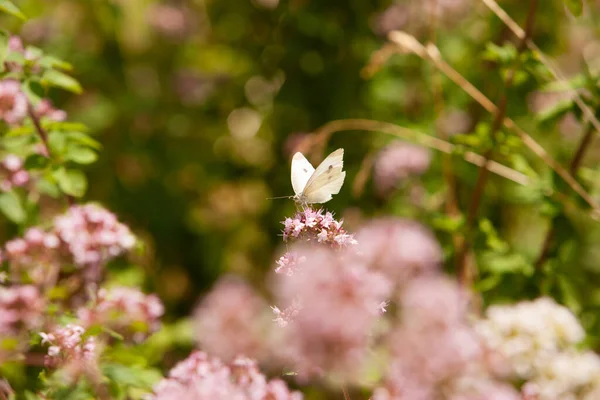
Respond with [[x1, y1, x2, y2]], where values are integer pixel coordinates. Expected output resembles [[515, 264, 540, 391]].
[[27, 103, 52, 158], [387, 31, 599, 211], [455, 0, 538, 284], [481, 0, 600, 139], [428, 0, 464, 273], [27, 102, 75, 206], [535, 122, 596, 268], [342, 386, 351, 400], [300, 118, 529, 185]]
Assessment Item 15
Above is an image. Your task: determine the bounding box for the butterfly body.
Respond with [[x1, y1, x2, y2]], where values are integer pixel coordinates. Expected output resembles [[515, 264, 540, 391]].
[[291, 148, 346, 205]]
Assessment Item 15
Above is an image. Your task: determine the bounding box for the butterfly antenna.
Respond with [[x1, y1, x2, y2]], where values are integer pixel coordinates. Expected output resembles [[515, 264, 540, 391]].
[[266, 195, 294, 200]]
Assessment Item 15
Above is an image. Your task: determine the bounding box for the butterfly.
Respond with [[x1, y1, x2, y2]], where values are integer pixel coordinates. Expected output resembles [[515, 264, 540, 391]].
[[291, 148, 346, 204]]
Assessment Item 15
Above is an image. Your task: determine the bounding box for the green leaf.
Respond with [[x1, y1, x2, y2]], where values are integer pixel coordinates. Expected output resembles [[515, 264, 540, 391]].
[[536, 98, 573, 125], [24, 154, 50, 170], [41, 69, 82, 94], [0, 191, 26, 224], [480, 251, 534, 276], [38, 55, 73, 71], [64, 146, 98, 165], [564, 0, 583, 16], [54, 168, 87, 197], [0, 0, 26, 20], [64, 131, 102, 150], [0, 29, 8, 65]]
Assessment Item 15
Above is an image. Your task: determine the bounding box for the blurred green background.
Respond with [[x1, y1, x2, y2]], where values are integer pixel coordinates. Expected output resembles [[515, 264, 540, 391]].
[[3, 0, 600, 325]]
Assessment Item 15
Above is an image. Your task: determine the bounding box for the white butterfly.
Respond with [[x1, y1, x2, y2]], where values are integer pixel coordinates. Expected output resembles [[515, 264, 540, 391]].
[[291, 148, 346, 204]]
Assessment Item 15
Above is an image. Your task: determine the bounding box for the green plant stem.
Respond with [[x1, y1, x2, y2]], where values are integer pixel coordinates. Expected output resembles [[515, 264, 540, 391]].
[[455, 0, 539, 286]]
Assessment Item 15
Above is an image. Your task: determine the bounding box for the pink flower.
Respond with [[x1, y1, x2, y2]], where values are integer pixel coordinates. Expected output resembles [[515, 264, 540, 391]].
[[40, 324, 96, 367], [281, 208, 356, 248], [0, 285, 44, 336], [3, 227, 63, 286], [373, 142, 431, 197], [77, 286, 164, 342], [54, 204, 136, 268], [271, 246, 392, 383], [35, 99, 67, 122], [355, 218, 442, 286], [375, 277, 505, 399], [0, 80, 27, 125], [274, 252, 306, 276], [149, 351, 302, 400], [194, 276, 271, 362]]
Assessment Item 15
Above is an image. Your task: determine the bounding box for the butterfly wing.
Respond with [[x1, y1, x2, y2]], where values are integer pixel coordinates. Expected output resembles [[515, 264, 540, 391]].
[[291, 152, 316, 195], [302, 148, 346, 203]]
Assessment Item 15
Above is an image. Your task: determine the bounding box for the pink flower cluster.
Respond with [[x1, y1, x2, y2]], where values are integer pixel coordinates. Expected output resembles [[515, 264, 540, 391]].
[[272, 246, 392, 383], [149, 351, 302, 400], [40, 324, 96, 367], [0, 80, 27, 126], [355, 218, 442, 286], [53, 204, 136, 268], [0, 155, 30, 191], [4, 227, 62, 285], [373, 142, 431, 197], [373, 277, 519, 400], [0, 285, 44, 336], [282, 208, 357, 248], [194, 277, 270, 362], [77, 286, 164, 342]]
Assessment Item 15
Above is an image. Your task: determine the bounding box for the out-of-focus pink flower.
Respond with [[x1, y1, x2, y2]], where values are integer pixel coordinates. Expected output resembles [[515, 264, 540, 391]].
[[373, 142, 431, 197], [271, 246, 392, 383], [0, 80, 28, 126], [77, 286, 164, 343], [194, 276, 270, 362], [0, 154, 30, 191], [35, 99, 67, 122], [147, 4, 191, 38], [274, 252, 306, 276], [40, 324, 96, 367], [0, 285, 44, 336], [374, 277, 509, 400], [282, 207, 356, 248], [4, 227, 62, 286], [355, 218, 442, 286], [7, 36, 23, 52], [54, 204, 136, 268], [149, 351, 302, 400]]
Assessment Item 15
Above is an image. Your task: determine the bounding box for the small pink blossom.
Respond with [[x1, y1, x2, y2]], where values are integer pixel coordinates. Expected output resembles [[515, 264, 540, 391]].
[[77, 286, 164, 342], [355, 218, 442, 286], [271, 246, 392, 383], [149, 351, 302, 400], [0, 80, 27, 125], [35, 99, 67, 122], [54, 204, 136, 268], [281, 208, 356, 248], [40, 324, 96, 367], [0, 285, 44, 336], [194, 276, 271, 362], [274, 252, 306, 276], [373, 142, 431, 197]]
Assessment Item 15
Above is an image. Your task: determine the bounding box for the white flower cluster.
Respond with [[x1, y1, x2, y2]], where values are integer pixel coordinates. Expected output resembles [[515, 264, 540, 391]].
[[476, 297, 600, 399]]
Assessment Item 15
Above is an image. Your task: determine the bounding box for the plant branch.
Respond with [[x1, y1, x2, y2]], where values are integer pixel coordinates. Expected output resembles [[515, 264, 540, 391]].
[[428, 0, 463, 272], [535, 122, 596, 268], [27, 103, 52, 158], [481, 0, 600, 139], [455, 0, 538, 284], [386, 30, 599, 211], [300, 118, 529, 185], [27, 102, 75, 206]]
